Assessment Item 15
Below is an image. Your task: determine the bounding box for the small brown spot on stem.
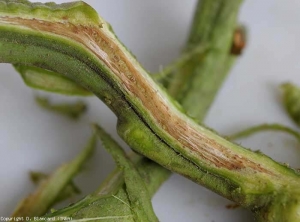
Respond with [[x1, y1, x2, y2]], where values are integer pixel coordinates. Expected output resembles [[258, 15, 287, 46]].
[[226, 203, 240, 209], [231, 27, 246, 55]]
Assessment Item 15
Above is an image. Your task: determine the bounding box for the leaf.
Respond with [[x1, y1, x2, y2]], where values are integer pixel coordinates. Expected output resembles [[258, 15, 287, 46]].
[[94, 124, 158, 222], [12, 134, 97, 217], [39, 153, 169, 222], [29, 171, 81, 204], [14, 65, 92, 96]]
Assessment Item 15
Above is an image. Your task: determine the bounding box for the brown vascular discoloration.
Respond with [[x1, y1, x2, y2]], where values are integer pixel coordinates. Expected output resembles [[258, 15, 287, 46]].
[[0, 16, 274, 176]]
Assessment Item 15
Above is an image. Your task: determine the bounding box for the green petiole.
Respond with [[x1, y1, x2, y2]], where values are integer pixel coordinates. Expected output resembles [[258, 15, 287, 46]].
[[12, 133, 96, 217]]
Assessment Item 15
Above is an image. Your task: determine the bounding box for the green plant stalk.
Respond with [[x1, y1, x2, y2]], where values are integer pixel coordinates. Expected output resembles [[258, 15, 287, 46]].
[[166, 0, 237, 121], [29, 171, 81, 204], [228, 123, 300, 142], [11, 134, 96, 217], [1, 1, 300, 221]]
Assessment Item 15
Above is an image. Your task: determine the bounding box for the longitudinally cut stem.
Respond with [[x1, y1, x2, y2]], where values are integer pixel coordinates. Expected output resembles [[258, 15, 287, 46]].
[[43, 0, 240, 220], [0, 1, 300, 221]]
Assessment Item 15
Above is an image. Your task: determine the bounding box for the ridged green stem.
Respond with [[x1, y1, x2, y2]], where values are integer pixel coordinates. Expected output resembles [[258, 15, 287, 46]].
[[167, 0, 237, 121]]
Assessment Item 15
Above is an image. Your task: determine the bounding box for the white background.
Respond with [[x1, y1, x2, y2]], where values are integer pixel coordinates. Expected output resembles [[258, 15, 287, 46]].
[[1, 0, 300, 221]]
